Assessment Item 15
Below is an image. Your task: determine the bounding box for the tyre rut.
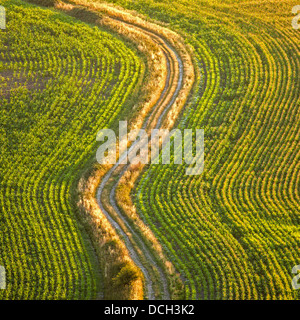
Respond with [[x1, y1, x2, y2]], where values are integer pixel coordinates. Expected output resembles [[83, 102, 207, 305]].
[[96, 16, 184, 300]]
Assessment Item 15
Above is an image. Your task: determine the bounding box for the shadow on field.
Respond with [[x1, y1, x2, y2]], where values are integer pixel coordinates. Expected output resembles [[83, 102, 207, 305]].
[[63, 6, 101, 25], [24, 0, 102, 25]]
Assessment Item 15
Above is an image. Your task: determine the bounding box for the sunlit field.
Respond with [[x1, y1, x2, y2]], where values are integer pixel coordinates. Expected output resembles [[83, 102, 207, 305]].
[[0, 0, 299, 300]]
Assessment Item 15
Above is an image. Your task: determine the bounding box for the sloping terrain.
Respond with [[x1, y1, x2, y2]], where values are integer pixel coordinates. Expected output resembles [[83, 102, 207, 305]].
[[0, 0, 143, 299], [1, 0, 299, 301], [110, 0, 300, 299]]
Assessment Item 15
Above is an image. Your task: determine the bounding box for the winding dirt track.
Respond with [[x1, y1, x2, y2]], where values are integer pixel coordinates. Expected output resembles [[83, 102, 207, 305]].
[[96, 16, 184, 300]]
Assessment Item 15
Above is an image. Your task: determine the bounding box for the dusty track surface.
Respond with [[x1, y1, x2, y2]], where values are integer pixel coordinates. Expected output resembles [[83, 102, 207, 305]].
[[56, 0, 194, 299], [96, 17, 184, 300]]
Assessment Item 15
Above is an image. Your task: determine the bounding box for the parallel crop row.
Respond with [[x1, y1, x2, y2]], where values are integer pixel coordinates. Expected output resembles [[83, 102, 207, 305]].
[[125, 0, 300, 300], [0, 0, 141, 299]]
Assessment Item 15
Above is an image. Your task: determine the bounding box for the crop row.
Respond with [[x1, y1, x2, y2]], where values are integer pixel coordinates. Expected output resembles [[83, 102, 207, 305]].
[[0, 0, 141, 299], [130, 0, 300, 300]]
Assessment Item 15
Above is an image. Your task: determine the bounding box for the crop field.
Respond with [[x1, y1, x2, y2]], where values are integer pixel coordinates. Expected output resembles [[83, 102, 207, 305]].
[[0, 0, 299, 301], [0, 0, 143, 299], [112, 0, 300, 299]]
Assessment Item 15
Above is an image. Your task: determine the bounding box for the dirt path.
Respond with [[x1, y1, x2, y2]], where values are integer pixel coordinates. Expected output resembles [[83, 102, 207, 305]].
[[96, 17, 184, 300], [24, 0, 193, 300]]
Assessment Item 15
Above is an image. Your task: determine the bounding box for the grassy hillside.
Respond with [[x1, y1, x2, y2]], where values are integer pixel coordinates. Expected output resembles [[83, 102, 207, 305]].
[[0, 0, 142, 299], [97, 0, 300, 299]]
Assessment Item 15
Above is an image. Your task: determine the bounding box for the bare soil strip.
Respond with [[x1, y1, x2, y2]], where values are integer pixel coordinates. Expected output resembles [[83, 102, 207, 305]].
[[96, 22, 181, 300], [62, 1, 196, 299], [96, 17, 193, 299]]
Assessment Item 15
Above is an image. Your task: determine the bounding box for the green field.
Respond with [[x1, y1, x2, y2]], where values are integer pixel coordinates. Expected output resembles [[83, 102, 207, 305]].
[[0, 0, 299, 300], [104, 0, 300, 299], [0, 0, 142, 299]]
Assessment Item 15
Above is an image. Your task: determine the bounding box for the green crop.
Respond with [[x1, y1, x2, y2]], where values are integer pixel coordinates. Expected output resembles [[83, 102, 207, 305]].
[[106, 0, 300, 300], [0, 0, 142, 299]]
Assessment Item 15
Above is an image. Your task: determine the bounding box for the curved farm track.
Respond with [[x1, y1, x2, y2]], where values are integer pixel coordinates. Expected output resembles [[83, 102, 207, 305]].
[[96, 17, 186, 300], [54, 0, 195, 299]]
